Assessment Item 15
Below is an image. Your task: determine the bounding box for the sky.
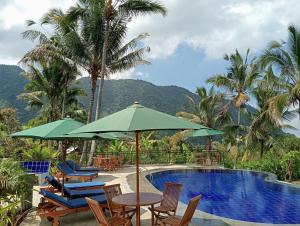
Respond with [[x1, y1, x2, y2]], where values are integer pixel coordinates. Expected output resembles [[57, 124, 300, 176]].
[[0, 0, 300, 134]]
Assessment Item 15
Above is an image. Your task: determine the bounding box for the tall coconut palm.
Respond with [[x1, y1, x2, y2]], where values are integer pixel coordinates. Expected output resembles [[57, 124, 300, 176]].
[[22, 5, 154, 164], [67, 0, 166, 164], [207, 49, 260, 142], [95, 0, 167, 119], [260, 24, 300, 115], [18, 60, 84, 122], [177, 86, 231, 149], [246, 67, 295, 158]]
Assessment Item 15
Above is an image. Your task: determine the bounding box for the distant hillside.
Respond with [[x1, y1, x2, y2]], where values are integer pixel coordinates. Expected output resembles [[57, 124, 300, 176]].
[[0, 64, 35, 122], [0, 64, 255, 125], [78, 78, 198, 117]]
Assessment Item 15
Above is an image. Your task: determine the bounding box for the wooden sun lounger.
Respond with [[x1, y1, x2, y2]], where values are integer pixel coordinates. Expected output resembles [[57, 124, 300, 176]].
[[38, 190, 107, 226], [57, 163, 98, 182]]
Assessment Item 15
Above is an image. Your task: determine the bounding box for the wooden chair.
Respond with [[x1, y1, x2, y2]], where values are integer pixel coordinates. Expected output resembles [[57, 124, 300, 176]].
[[86, 197, 131, 226], [150, 183, 182, 225], [157, 195, 202, 226], [103, 184, 136, 219]]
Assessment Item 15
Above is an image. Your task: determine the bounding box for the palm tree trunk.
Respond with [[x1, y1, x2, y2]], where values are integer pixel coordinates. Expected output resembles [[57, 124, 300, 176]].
[[87, 14, 111, 166], [80, 75, 98, 165], [59, 86, 67, 152], [260, 140, 264, 159], [237, 106, 241, 140]]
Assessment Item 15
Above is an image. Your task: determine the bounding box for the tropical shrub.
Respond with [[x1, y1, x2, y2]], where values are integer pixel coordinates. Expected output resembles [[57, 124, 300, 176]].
[[0, 159, 35, 225]]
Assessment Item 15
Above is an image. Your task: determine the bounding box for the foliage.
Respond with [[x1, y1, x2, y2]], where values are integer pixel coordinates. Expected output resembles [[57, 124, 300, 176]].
[[260, 24, 300, 114], [0, 108, 25, 158], [22, 145, 60, 161], [0, 159, 35, 198], [18, 60, 84, 122], [0, 195, 22, 226]]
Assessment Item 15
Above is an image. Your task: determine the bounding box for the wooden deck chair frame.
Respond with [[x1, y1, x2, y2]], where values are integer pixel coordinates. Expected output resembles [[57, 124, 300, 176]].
[[158, 195, 202, 226], [37, 195, 107, 226], [150, 182, 183, 225], [103, 184, 136, 219], [86, 197, 131, 226]]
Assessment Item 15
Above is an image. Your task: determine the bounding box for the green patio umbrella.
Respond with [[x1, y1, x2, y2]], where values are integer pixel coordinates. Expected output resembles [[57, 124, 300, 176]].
[[70, 102, 206, 226], [11, 118, 84, 140], [189, 128, 224, 137], [11, 118, 131, 194]]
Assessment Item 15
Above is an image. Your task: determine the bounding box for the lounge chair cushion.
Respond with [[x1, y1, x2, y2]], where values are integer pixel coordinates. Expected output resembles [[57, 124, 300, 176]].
[[64, 181, 105, 189], [57, 163, 97, 177], [67, 189, 104, 199], [45, 175, 104, 199], [40, 190, 107, 209], [66, 160, 100, 172]]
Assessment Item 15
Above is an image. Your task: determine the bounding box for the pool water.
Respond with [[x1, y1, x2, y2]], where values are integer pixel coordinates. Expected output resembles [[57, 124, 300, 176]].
[[146, 169, 300, 224]]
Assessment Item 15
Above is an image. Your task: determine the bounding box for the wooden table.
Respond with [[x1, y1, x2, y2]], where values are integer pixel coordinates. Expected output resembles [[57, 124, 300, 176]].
[[112, 192, 162, 226]]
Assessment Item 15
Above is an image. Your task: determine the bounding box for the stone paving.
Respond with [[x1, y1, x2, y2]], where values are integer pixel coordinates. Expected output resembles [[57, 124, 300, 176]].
[[21, 165, 299, 226]]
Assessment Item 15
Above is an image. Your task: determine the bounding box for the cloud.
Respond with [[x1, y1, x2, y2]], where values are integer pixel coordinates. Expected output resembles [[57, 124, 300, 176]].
[[0, 24, 34, 65], [0, 0, 73, 64], [128, 0, 300, 59], [1, 0, 300, 77], [110, 68, 148, 80]]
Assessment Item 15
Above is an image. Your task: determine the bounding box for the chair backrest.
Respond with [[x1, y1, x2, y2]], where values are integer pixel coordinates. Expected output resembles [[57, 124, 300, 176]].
[[57, 162, 74, 174], [161, 182, 183, 212], [45, 175, 73, 197], [40, 189, 73, 209], [180, 195, 202, 225], [86, 197, 109, 226], [66, 160, 82, 171], [103, 184, 122, 215]]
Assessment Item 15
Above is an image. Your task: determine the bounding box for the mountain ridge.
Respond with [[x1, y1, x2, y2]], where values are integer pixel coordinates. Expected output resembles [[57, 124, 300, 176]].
[[0, 64, 200, 122]]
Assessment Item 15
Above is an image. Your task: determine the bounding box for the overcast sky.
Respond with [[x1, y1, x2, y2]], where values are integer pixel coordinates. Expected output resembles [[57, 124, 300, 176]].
[[1, 0, 300, 89], [1, 0, 300, 134]]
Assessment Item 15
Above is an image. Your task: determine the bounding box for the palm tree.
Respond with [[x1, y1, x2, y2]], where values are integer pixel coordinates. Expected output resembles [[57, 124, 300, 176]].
[[207, 49, 260, 142], [22, 6, 153, 164], [94, 0, 167, 119], [260, 24, 300, 115], [177, 86, 231, 149], [66, 0, 166, 164], [246, 67, 295, 158], [18, 60, 84, 122]]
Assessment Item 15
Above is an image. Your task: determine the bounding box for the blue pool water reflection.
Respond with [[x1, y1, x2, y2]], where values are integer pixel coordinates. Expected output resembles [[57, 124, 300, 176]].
[[146, 169, 300, 224]]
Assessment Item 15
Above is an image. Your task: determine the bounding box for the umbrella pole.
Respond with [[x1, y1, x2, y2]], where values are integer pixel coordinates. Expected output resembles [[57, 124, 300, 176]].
[[62, 140, 67, 196], [135, 131, 141, 226]]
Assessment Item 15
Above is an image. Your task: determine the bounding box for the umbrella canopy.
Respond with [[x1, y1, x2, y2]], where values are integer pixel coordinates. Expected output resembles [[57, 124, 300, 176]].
[[70, 102, 205, 226], [70, 102, 206, 134], [11, 118, 83, 140], [11, 118, 131, 141], [189, 128, 224, 137], [61, 132, 132, 140]]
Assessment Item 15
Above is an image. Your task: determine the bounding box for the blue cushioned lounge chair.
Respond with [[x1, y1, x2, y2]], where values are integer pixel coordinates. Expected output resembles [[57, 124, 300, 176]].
[[57, 163, 98, 182], [66, 160, 101, 173], [38, 189, 107, 226], [45, 175, 105, 199]]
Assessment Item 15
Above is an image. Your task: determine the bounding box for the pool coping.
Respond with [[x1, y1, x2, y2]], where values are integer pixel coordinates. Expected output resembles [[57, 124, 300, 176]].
[[140, 166, 300, 226]]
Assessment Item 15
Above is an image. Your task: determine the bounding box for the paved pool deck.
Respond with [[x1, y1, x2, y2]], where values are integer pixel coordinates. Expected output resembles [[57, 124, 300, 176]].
[[21, 164, 300, 226]]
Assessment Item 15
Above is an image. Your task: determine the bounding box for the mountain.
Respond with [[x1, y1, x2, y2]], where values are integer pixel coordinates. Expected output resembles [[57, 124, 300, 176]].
[[0, 64, 35, 122], [0, 64, 255, 125], [78, 78, 198, 117], [0, 65, 199, 123]]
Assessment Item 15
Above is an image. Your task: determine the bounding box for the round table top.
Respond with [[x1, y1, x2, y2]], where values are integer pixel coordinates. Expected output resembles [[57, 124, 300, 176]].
[[112, 192, 162, 207]]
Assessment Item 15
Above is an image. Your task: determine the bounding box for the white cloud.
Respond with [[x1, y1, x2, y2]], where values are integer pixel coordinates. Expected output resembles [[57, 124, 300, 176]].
[[1, 0, 300, 78], [127, 0, 300, 59], [109, 68, 147, 80]]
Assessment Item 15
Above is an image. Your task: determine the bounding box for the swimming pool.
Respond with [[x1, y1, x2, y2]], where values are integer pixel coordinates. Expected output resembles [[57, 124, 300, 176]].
[[146, 169, 300, 224]]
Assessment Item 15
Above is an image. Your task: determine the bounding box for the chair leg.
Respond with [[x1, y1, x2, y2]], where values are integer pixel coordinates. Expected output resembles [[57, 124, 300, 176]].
[[52, 217, 60, 226]]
